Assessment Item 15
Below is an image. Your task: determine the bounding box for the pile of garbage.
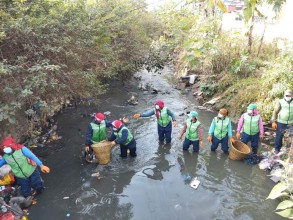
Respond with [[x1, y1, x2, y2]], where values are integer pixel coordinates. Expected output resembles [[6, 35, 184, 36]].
[[243, 126, 293, 183], [0, 165, 32, 220]]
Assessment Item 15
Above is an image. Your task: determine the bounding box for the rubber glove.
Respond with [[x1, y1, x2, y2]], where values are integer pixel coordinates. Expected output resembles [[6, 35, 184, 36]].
[[236, 132, 241, 139], [229, 137, 235, 143], [84, 145, 90, 152], [259, 134, 264, 140], [207, 135, 212, 143], [199, 140, 204, 148], [40, 165, 50, 173], [133, 113, 140, 119], [172, 121, 177, 127], [121, 117, 129, 124], [272, 122, 277, 130]]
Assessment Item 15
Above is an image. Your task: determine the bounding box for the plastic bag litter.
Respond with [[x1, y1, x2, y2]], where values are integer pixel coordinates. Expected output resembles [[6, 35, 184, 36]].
[[91, 172, 101, 179], [103, 111, 111, 116], [190, 177, 200, 190]]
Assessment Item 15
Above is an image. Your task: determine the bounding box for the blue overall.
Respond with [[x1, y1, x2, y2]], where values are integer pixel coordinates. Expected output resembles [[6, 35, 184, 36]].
[[275, 122, 289, 151], [120, 139, 137, 158], [16, 168, 44, 198], [211, 134, 229, 154], [183, 138, 199, 152], [241, 132, 259, 154], [158, 121, 172, 143]]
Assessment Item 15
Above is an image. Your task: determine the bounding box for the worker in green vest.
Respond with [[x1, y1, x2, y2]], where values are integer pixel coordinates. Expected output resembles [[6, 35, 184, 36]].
[[84, 112, 113, 162], [271, 89, 293, 154], [109, 120, 136, 158], [236, 103, 264, 154], [178, 111, 203, 152], [0, 137, 50, 198], [208, 108, 234, 154], [133, 100, 176, 144]]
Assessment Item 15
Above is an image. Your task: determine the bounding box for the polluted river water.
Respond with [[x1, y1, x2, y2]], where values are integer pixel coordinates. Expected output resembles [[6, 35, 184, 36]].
[[29, 67, 283, 220]]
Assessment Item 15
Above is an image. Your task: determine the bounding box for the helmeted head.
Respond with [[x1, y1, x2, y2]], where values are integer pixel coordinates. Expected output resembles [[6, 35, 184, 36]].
[[0, 137, 22, 154], [189, 111, 198, 119], [112, 120, 122, 131], [94, 113, 105, 123], [247, 103, 257, 115], [155, 100, 164, 110], [284, 89, 292, 102], [218, 108, 228, 118]]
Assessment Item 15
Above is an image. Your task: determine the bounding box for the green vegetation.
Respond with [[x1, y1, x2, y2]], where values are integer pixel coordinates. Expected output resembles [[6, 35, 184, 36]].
[[0, 0, 161, 139], [267, 139, 293, 219], [0, 0, 292, 136], [154, 0, 292, 121]]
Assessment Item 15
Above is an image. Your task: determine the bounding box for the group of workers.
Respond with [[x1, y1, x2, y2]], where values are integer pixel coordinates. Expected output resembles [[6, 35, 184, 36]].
[[0, 89, 291, 202], [85, 88, 292, 160]]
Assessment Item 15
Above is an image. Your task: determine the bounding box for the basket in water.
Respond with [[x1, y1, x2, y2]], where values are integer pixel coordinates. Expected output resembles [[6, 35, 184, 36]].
[[229, 140, 251, 161], [91, 140, 113, 165]]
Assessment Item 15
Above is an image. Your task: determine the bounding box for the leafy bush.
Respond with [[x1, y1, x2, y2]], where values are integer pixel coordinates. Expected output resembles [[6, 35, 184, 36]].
[[199, 82, 217, 97], [0, 0, 162, 138]]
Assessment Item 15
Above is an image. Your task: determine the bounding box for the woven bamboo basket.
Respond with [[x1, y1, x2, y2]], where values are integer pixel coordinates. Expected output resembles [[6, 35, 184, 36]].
[[229, 140, 251, 161], [92, 140, 113, 165]]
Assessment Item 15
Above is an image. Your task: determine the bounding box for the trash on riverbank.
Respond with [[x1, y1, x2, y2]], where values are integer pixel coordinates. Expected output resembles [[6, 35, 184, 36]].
[[24, 123, 62, 149], [270, 176, 281, 183], [203, 96, 221, 107]]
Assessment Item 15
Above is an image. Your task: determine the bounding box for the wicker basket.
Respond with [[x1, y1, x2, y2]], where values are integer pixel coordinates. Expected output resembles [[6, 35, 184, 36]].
[[91, 140, 113, 165], [229, 140, 251, 161]]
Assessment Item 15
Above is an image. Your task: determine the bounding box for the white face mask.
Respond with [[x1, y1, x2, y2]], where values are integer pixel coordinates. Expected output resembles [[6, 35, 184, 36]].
[[155, 105, 160, 110], [218, 113, 223, 118], [113, 128, 117, 131], [247, 109, 253, 114], [285, 97, 292, 102], [3, 147, 12, 154]]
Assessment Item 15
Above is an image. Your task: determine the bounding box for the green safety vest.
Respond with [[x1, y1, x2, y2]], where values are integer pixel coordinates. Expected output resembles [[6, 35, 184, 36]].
[[185, 119, 200, 141], [243, 113, 260, 135], [117, 127, 133, 145], [3, 149, 36, 178], [214, 117, 230, 140], [91, 121, 106, 143], [157, 107, 171, 127], [277, 99, 293, 124]]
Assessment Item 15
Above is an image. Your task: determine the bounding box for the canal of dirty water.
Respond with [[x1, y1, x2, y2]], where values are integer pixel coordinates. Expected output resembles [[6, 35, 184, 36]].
[[29, 67, 282, 220]]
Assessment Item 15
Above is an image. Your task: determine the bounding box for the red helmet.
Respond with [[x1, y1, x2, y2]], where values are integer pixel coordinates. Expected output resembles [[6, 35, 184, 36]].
[[155, 100, 164, 109], [94, 113, 105, 122], [112, 120, 122, 129]]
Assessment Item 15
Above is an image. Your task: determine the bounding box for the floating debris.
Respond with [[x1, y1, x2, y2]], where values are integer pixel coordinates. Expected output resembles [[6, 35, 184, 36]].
[[63, 197, 70, 200], [91, 172, 101, 179], [196, 106, 207, 110], [127, 96, 138, 105], [103, 111, 111, 116], [190, 177, 200, 189]]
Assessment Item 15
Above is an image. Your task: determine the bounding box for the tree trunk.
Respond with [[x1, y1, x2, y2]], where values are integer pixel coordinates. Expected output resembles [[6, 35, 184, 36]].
[[248, 15, 255, 54], [257, 20, 267, 57]]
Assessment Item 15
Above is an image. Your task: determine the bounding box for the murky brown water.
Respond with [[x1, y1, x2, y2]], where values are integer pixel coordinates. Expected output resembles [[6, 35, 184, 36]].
[[29, 67, 282, 220]]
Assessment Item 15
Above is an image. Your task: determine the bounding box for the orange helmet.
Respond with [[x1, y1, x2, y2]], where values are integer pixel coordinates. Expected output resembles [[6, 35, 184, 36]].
[[112, 120, 122, 129]]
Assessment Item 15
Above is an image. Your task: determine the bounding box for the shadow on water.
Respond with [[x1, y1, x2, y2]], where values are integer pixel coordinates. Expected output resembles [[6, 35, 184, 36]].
[[29, 67, 283, 220]]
